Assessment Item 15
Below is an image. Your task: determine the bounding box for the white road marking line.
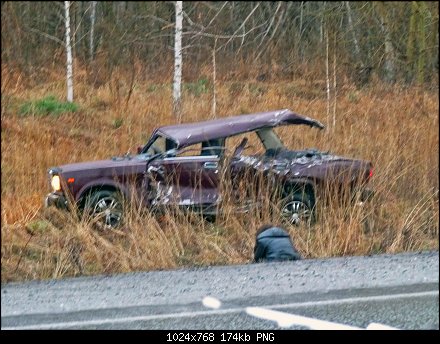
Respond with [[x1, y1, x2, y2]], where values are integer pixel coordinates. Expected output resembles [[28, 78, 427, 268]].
[[2, 290, 438, 330], [202, 296, 222, 309], [246, 307, 364, 330], [366, 322, 398, 330]]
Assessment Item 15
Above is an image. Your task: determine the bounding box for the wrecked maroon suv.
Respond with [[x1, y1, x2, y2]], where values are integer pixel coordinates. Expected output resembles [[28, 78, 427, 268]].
[[45, 109, 373, 228]]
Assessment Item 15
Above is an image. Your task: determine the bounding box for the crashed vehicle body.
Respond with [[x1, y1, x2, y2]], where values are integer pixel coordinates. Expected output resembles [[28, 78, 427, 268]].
[[45, 109, 373, 228]]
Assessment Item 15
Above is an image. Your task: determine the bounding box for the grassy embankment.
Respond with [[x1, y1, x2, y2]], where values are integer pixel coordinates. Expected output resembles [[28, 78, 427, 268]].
[[1, 65, 438, 282]]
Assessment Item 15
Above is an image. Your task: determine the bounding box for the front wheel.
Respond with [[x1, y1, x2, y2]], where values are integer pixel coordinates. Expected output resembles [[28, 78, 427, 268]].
[[83, 190, 124, 229], [280, 193, 314, 226]]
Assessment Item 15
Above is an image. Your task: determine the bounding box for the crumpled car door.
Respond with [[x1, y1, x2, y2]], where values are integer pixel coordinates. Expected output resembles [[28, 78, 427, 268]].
[[145, 155, 220, 210]]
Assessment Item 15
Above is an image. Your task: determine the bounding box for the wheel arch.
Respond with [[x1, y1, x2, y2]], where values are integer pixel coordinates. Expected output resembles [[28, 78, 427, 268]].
[[77, 184, 126, 209], [282, 178, 316, 207]]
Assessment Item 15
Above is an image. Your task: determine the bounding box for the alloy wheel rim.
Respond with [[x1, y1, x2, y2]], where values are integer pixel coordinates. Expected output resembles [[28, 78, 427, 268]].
[[92, 196, 123, 228], [281, 200, 311, 225]]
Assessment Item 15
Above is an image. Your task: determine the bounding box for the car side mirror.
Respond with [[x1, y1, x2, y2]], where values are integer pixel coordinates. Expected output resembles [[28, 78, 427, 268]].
[[137, 146, 143, 154]]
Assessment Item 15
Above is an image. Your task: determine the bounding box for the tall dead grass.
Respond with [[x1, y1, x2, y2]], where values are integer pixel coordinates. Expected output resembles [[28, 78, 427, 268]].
[[1, 65, 438, 282]]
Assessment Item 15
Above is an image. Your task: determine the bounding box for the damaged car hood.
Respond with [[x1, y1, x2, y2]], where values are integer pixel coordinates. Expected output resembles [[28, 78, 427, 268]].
[[52, 154, 151, 174]]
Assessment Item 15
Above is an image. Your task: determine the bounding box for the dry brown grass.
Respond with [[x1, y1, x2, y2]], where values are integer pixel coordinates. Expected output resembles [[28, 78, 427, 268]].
[[1, 64, 438, 282]]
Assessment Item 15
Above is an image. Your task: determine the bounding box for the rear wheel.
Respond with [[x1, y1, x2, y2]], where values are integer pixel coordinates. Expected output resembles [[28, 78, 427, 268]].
[[83, 190, 124, 229], [280, 192, 314, 226]]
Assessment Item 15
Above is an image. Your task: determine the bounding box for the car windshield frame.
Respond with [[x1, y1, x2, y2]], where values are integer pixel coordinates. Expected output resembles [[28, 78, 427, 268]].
[[140, 132, 179, 155]]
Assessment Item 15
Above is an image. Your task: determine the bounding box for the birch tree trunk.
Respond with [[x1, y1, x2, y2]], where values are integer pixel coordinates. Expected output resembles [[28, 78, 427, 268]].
[[211, 38, 217, 119], [332, 36, 337, 130], [173, 1, 183, 120], [64, 1, 74, 102], [320, 2, 326, 44], [325, 28, 330, 129], [89, 1, 97, 62]]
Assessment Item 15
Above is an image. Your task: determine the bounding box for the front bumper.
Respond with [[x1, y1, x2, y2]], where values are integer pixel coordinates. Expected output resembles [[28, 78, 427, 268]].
[[44, 193, 68, 209]]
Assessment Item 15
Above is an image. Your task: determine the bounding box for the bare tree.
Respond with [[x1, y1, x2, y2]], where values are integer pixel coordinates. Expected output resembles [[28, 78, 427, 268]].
[[3, 1, 437, 87], [407, 1, 429, 84], [64, 1, 74, 102], [333, 36, 337, 130], [416, 2, 428, 85], [211, 38, 217, 119], [345, 1, 363, 67], [89, 1, 97, 62], [173, 1, 183, 120], [375, 2, 396, 83], [325, 27, 330, 128]]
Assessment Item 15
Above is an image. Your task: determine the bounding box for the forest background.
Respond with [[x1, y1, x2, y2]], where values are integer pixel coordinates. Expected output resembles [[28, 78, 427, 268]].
[[1, 1, 438, 282]]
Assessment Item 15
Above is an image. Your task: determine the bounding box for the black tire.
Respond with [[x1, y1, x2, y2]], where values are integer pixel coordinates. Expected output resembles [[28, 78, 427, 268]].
[[280, 192, 314, 226], [83, 190, 124, 229]]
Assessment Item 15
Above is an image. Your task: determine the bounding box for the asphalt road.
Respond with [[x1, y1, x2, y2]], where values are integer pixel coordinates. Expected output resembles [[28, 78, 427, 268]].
[[1, 251, 438, 330]]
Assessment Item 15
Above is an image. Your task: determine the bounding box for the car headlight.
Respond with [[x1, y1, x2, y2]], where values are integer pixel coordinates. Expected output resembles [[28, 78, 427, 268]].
[[51, 175, 61, 191]]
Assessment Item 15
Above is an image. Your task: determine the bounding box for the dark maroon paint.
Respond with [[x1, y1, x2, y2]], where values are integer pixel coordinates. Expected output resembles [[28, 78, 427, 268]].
[[45, 109, 373, 223], [155, 109, 324, 148]]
